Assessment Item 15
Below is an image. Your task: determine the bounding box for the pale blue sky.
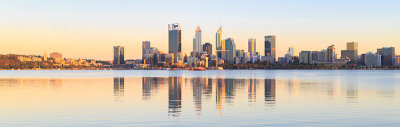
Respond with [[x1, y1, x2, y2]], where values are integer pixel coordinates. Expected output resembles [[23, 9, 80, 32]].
[[0, 0, 399, 60]]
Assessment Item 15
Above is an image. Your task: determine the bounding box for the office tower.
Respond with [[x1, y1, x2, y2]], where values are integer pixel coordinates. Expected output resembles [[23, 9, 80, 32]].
[[50, 52, 62, 59], [341, 42, 358, 61], [378, 47, 395, 66], [364, 52, 382, 66], [341, 50, 357, 61], [203, 42, 212, 55], [318, 49, 327, 62], [248, 38, 256, 56], [288, 47, 295, 56], [193, 26, 202, 52], [43, 51, 48, 61], [299, 51, 311, 64], [142, 40, 151, 60], [168, 23, 182, 54], [113, 46, 124, 65], [327, 45, 335, 62], [311, 51, 319, 64], [224, 38, 236, 63], [264, 35, 276, 60], [347, 42, 358, 51], [216, 26, 223, 58]]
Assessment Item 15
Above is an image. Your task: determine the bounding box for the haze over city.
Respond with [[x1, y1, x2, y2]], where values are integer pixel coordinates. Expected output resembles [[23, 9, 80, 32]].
[[1, 0, 399, 60]]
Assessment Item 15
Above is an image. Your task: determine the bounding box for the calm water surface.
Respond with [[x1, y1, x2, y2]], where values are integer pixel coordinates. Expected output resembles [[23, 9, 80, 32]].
[[0, 70, 399, 126]]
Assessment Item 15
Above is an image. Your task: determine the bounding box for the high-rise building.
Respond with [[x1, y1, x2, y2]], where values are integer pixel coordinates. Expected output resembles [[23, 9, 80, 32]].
[[113, 46, 124, 65], [50, 52, 62, 59], [264, 35, 276, 60], [43, 51, 48, 61], [216, 26, 223, 58], [327, 45, 335, 62], [318, 49, 327, 62], [193, 26, 202, 52], [299, 51, 311, 64], [168, 23, 182, 54], [203, 42, 212, 55], [341, 50, 357, 61], [347, 42, 358, 51], [288, 47, 295, 56], [248, 38, 256, 56], [224, 38, 236, 63], [364, 52, 381, 66], [341, 42, 358, 61], [142, 40, 151, 60], [378, 47, 395, 66]]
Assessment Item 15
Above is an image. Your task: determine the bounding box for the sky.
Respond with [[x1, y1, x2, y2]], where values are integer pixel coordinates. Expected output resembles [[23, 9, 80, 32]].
[[0, 0, 399, 60]]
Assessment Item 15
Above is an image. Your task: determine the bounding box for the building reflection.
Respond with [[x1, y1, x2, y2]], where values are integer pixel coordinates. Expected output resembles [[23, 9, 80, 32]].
[[142, 77, 166, 100], [265, 79, 276, 105], [114, 77, 124, 97], [192, 77, 202, 116], [168, 77, 182, 117], [248, 78, 257, 103], [50, 79, 62, 89], [346, 82, 358, 103]]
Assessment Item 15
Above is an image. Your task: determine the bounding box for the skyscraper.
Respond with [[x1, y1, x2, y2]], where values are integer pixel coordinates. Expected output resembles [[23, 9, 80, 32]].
[[113, 46, 124, 65], [203, 42, 212, 55], [248, 38, 256, 56], [288, 47, 295, 56], [264, 35, 276, 60], [142, 40, 151, 60], [224, 38, 236, 63], [378, 47, 395, 66], [50, 52, 62, 59], [216, 26, 222, 58], [193, 26, 202, 52], [341, 42, 358, 61], [327, 45, 335, 62], [347, 42, 358, 51], [168, 23, 182, 54]]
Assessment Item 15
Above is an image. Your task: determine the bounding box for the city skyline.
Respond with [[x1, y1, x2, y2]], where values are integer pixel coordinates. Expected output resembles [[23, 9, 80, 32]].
[[1, 0, 400, 60]]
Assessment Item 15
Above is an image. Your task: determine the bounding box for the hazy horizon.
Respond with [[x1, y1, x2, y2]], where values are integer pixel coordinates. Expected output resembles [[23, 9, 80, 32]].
[[1, 0, 399, 60]]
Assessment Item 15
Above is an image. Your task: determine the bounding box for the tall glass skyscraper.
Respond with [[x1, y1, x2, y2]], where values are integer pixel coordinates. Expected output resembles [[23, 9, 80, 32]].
[[248, 38, 256, 56], [142, 40, 151, 60], [327, 45, 335, 62], [264, 35, 276, 59], [224, 38, 236, 63], [113, 46, 124, 65], [216, 26, 222, 58], [193, 26, 202, 52], [168, 23, 182, 54]]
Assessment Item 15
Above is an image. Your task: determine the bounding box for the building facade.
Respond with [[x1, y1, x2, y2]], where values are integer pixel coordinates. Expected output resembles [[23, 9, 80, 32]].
[[327, 45, 335, 62], [203, 42, 212, 55], [248, 38, 256, 56], [50, 52, 62, 59], [168, 23, 182, 54], [193, 26, 202, 52], [216, 26, 223, 58], [378, 47, 395, 66], [142, 40, 151, 60], [224, 38, 236, 64], [113, 46, 124, 65], [264, 35, 276, 60]]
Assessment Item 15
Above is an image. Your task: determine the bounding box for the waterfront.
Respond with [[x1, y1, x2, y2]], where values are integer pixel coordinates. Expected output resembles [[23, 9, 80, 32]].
[[0, 70, 399, 126]]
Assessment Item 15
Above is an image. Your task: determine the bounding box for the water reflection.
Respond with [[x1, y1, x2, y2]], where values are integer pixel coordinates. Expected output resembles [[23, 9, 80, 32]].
[[168, 77, 182, 117], [0, 71, 398, 125], [114, 77, 124, 98], [142, 77, 166, 100], [265, 79, 276, 105]]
